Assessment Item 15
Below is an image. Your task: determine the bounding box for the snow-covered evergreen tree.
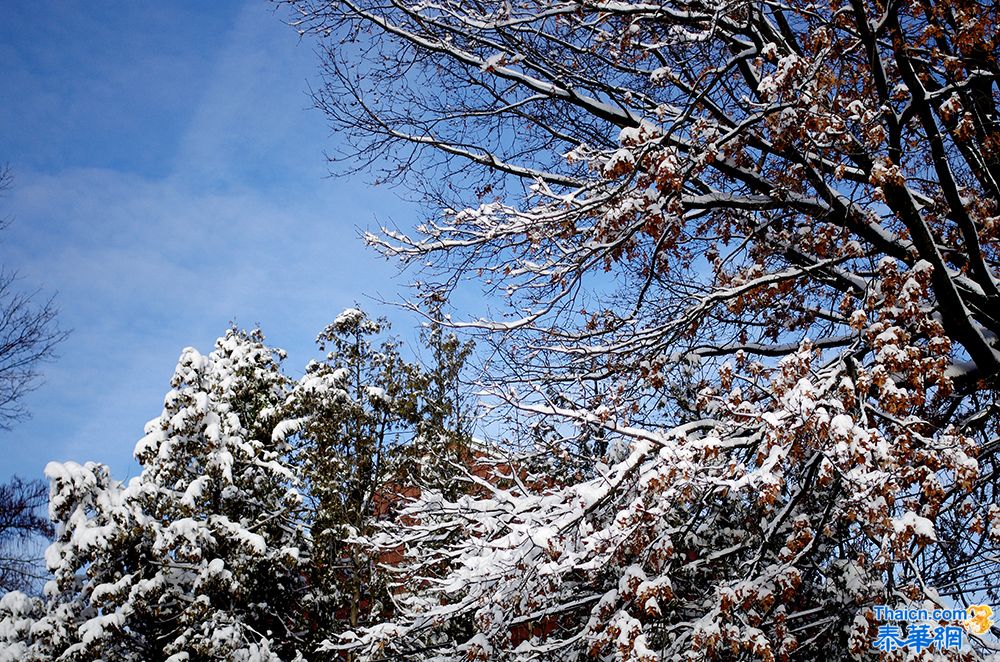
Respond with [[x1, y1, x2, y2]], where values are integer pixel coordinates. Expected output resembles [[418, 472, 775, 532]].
[[284, 308, 423, 643], [399, 306, 476, 500], [284, 306, 477, 649], [0, 329, 307, 661]]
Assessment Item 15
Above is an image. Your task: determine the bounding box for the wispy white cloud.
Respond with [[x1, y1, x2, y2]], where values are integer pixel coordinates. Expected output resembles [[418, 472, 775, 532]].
[[2, 2, 414, 480]]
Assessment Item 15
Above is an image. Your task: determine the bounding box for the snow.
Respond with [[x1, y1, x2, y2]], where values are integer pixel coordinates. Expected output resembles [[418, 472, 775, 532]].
[[462, 633, 493, 657], [480, 52, 503, 71], [603, 148, 635, 175], [893, 511, 937, 540], [333, 307, 364, 326], [271, 416, 305, 442], [829, 414, 854, 439]]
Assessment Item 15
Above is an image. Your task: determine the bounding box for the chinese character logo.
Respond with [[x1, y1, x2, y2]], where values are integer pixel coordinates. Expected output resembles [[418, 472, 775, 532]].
[[964, 605, 994, 636], [872, 624, 965, 653], [872, 625, 907, 653]]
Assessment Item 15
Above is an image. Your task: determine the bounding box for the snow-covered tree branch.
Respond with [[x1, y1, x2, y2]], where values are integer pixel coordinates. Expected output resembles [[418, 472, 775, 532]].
[[280, 0, 1000, 658]]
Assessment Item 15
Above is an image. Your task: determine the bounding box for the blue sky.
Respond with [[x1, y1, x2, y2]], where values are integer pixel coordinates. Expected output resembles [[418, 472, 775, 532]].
[[0, 1, 420, 481]]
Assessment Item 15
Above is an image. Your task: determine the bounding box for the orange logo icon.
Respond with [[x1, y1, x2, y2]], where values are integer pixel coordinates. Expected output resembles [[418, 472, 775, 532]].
[[963, 605, 993, 635]]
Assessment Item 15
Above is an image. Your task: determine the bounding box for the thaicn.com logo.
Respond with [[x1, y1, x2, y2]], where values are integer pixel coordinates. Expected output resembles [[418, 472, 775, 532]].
[[871, 604, 994, 653]]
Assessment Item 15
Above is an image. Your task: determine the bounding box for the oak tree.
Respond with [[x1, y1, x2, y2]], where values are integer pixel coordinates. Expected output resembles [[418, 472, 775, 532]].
[[286, 0, 1000, 658]]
